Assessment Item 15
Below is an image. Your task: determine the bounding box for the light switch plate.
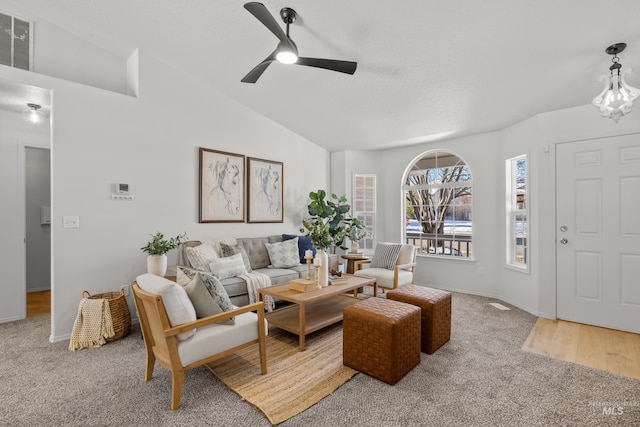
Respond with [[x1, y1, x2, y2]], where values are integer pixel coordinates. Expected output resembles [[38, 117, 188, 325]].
[[63, 216, 80, 228]]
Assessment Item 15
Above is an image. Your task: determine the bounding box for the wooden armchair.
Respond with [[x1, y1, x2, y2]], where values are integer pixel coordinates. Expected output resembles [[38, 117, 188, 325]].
[[131, 279, 267, 410], [353, 244, 416, 297]]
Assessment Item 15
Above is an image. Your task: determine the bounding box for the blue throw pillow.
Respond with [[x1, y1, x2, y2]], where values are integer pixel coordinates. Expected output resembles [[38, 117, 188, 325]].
[[283, 234, 316, 263]]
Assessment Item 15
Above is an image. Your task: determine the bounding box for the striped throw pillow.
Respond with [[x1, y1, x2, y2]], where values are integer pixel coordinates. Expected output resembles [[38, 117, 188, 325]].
[[370, 243, 403, 270]]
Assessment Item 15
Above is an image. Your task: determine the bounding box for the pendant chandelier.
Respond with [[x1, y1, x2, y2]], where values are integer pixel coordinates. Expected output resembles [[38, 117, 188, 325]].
[[592, 43, 640, 123]]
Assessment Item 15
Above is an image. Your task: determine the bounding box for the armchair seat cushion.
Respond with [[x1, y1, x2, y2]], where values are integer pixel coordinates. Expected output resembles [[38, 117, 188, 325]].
[[177, 309, 269, 367], [354, 268, 414, 289]]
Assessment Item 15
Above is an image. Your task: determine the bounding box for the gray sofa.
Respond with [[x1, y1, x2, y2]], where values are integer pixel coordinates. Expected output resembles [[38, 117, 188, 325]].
[[177, 236, 309, 306]]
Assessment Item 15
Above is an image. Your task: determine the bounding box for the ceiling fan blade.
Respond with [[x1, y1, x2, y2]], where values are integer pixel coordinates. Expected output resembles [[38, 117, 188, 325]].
[[296, 57, 357, 75], [244, 2, 288, 43], [241, 51, 277, 83]]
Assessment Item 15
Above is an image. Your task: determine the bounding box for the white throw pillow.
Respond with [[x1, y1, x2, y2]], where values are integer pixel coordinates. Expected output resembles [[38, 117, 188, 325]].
[[135, 273, 196, 341], [265, 237, 300, 268], [185, 244, 218, 271], [209, 253, 247, 280]]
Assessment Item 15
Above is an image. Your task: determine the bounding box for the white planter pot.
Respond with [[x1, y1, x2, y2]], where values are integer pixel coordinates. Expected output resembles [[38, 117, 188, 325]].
[[147, 254, 168, 277], [315, 249, 329, 287]]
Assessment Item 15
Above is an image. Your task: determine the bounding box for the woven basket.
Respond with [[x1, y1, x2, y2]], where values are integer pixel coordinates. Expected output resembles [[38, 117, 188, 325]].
[[82, 290, 131, 342]]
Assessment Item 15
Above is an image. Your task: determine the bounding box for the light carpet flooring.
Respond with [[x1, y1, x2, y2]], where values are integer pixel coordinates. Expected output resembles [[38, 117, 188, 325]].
[[3, 290, 639, 426]]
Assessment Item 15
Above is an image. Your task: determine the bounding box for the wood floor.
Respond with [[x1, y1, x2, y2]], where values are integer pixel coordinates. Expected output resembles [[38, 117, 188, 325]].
[[26, 290, 51, 318], [523, 317, 640, 380]]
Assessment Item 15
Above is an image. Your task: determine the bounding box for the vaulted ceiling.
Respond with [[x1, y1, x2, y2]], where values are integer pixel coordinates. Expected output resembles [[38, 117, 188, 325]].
[[7, 0, 640, 151]]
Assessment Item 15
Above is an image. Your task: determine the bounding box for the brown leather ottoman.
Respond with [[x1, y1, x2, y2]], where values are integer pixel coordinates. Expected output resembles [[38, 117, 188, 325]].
[[387, 285, 451, 354], [343, 297, 420, 385]]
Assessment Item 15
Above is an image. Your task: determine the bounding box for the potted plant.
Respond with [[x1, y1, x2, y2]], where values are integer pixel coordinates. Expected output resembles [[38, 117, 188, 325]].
[[346, 217, 370, 253], [302, 190, 352, 252], [141, 231, 188, 277], [301, 189, 363, 279]]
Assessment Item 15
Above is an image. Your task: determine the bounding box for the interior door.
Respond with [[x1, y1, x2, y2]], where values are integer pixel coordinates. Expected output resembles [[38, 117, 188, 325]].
[[556, 133, 640, 333]]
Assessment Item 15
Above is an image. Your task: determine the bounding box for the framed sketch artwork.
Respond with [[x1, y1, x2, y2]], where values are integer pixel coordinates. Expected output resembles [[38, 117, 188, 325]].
[[199, 148, 245, 223], [247, 157, 283, 223]]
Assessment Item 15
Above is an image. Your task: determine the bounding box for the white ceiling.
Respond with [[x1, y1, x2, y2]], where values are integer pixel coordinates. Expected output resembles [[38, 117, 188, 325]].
[[6, 0, 640, 151], [0, 79, 51, 117]]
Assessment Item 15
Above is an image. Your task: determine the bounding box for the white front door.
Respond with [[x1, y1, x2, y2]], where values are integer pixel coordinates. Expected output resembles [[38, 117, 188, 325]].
[[556, 133, 640, 333]]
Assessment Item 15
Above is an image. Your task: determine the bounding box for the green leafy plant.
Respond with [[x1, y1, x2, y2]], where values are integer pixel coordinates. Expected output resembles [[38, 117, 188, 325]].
[[300, 218, 332, 251], [300, 189, 361, 252], [141, 232, 188, 256], [346, 217, 370, 242]]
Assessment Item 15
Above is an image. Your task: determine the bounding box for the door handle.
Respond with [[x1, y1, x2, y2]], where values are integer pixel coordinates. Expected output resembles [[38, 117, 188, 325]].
[[560, 238, 568, 244]]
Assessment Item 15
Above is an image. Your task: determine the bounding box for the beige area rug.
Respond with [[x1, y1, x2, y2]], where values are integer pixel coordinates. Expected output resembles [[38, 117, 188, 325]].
[[207, 323, 358, 425]]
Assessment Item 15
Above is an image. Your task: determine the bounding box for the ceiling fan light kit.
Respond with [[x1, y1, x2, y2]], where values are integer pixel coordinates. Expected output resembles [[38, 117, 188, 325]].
[[241, 2, 357, 83], [592, 42, 640, 123]]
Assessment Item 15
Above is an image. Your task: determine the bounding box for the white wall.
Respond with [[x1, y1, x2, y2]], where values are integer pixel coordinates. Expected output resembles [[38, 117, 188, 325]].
[[498, 116, 541, 314], [0, 48, 329, 340], [0, 110, 50, 322], [330, 150, 383, 256], [6, 4, 128, 94], [375, 133, 502, 298], [331, 104, 640, 319]]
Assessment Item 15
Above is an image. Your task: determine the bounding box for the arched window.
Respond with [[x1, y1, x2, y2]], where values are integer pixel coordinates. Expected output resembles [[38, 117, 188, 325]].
[[403, 150, 473, 258]]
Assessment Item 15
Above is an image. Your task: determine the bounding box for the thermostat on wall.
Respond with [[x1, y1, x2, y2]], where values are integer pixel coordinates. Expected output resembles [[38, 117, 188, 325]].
[[115, 183, 130, 195]]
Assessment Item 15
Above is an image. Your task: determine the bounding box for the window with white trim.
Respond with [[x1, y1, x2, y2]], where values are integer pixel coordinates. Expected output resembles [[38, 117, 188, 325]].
[[353, 174, 375, 251], [403, 150, 473, 258], [506, 155, 528, 269], [0, 12, 32, 70]]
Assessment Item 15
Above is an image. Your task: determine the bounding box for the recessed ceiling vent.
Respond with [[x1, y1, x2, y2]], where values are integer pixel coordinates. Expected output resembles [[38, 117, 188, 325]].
[[0, 12, 32, 70]]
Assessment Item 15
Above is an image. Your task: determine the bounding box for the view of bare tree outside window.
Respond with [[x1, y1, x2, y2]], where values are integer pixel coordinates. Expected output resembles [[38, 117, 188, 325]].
[[508, 155, 527, 267], [404, 151, 473, 257]]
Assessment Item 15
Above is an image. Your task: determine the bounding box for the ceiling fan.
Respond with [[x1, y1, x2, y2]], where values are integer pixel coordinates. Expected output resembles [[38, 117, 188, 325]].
[[241, 2, 357, 83]]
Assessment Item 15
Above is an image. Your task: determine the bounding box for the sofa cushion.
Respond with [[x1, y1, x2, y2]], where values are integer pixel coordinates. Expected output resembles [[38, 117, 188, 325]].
[[220, 243, 253, 273], [209, 253, 247, 279], [255, 267, 299, 286], [289, 264, 308, 278], [136, 273, 196, 341], [265, 237, 300, 268], [237, 237, 272, 269], [283, 234, 316, 263], [185, 244, 218, 271]]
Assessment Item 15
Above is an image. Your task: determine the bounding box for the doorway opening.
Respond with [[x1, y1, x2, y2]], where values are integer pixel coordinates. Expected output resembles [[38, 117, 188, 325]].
[[25, 146, 51, 318]]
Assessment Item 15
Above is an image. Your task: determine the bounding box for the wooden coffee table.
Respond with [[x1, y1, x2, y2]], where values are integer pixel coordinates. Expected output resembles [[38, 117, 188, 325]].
[[258, 274, 377, 351]]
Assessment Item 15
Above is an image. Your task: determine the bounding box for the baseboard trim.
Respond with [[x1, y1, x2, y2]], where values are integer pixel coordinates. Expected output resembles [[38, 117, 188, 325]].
[[50, 318, 140, 343], [0, 315, 22, 324], [425, 284, 543, 317]]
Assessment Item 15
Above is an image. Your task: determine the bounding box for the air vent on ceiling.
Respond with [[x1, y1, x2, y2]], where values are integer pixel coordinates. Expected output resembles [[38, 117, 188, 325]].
[[0, 12, 32, 70]]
